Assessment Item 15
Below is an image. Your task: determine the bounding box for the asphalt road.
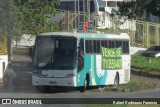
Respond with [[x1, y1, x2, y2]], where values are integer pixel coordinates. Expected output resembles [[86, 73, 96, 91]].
[[1, 71, 160, 106], [0, 86, 160, 98], [0, 88, 160, 107]]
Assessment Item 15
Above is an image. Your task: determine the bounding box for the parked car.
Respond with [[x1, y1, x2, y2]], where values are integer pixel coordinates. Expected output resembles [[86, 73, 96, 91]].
[[3, 61, 33, 89], [141, 45, 160, 58]]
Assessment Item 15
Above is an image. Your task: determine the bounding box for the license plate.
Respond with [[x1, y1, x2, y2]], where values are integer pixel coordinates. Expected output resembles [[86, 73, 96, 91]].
[[49, 81, 57, 84]]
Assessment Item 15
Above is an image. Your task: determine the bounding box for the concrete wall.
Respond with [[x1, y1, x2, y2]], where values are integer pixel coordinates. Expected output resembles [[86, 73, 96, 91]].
[[0, 55, 8, 83]]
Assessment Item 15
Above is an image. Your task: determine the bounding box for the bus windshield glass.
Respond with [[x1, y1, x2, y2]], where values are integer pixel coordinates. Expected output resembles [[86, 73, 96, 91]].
[[34, 37, 77, 70]]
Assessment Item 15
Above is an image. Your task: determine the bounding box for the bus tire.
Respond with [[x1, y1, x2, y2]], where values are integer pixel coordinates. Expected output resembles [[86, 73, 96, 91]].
[[114, 73, 119, 87], [80, 78, 87, 92], [80, 75, 89, 92]]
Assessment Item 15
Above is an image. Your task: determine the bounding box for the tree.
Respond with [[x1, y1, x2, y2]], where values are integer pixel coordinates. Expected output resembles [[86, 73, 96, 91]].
[[0, 0, 23, 61], [117, 0, 147, 20], [117, 0, 160, 20], [146, 0, 160, 17], [0, 0, 60, 61], [15, 0, 60, 35]]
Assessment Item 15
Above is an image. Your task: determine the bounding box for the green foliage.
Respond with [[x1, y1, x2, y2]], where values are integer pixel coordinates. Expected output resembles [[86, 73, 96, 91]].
[[121, 79, 141, 92], [131, 55, 160, 71], [117, 0, 146, 19], [0, 0, 60, 60], [15, 0, 60, 35], [105, 79, 142, 92], [117, 0, 160, 20], [0, 0, 23, 37], [146, 0, 160, 16], [0, 0, 60, 37]]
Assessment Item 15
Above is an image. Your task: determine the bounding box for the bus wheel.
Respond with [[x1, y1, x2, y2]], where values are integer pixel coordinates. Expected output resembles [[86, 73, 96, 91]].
[[80, 78, 87, 92], [114, 73, 119, 88]]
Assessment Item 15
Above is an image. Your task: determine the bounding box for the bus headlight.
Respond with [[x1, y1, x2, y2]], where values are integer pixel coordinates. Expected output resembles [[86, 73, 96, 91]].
[[40, 70, 48, 77], [65, 74, 75, 78]]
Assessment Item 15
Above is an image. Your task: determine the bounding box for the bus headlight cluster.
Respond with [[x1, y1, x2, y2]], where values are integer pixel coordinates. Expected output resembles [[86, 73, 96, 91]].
[[65, 74, 75, 78], [40, 70, 48, 77]]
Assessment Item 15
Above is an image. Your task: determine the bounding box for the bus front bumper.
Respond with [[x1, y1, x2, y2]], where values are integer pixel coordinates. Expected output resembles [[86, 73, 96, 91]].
[[32, 76, 76, 87]]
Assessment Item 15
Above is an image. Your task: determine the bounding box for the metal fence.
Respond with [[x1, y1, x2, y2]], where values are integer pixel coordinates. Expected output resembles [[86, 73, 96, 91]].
[[52, 10, 160, 48], [126, 21, 160, 48], [100, 17, 160, 48]]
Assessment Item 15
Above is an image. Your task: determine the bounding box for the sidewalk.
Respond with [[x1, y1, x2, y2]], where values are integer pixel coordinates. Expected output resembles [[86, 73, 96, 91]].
[[12, 47, 32, 61]]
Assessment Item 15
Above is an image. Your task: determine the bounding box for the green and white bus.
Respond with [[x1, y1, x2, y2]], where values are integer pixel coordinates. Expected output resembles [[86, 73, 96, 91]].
[[32, 32, 130, 92]]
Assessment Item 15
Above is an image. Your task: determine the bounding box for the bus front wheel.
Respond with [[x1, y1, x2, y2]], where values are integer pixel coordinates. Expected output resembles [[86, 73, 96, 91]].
[[114, 73, 119, 87], [80, 76, 89, 92]]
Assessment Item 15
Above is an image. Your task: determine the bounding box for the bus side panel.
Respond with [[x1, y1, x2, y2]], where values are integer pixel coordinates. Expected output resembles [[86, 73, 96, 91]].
[[92, 55, 108, 86], [120, 55, 130, 84], [76, 54, 108, 87], [76, 54, 130, 87]]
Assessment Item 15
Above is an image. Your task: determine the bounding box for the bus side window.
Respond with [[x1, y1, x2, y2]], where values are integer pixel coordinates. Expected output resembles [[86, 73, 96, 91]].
[[101, 40, 109, 48], [116, 40, 122, 48], [123, 41, 129, 54], [93, 40, 100, 53], [86, 40, 93, 53], [78, 39, 84, 72]]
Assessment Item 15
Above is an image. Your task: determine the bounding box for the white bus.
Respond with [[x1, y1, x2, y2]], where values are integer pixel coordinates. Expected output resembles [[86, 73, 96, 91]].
[[55, 0, 129, 29], [32, 32, 130, 92]]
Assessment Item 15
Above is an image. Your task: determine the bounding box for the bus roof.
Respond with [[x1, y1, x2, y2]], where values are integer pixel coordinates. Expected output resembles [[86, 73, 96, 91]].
[[38, 32, 130, 40]]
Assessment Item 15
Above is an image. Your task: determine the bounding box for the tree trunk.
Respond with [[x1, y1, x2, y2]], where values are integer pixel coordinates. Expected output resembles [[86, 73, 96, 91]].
[[7, 36, 12, 62]]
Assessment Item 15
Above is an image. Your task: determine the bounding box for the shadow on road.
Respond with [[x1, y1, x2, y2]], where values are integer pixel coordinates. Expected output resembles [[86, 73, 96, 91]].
[[0, 85, 99, 94]]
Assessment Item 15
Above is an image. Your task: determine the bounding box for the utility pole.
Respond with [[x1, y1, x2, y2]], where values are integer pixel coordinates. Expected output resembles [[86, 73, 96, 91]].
[[83, 0, 85, 23], [87, 0, 90, 22], [74, 0, 77, 29], [78, 0, 80, 22]]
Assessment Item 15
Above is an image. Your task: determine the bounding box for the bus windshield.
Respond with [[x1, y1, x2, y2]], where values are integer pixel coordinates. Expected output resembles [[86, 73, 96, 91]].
[[33, 37, 77, 70]]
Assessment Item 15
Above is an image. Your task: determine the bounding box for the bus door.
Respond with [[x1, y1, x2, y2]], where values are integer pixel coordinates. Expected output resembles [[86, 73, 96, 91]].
[[78, 39, 84, 72]]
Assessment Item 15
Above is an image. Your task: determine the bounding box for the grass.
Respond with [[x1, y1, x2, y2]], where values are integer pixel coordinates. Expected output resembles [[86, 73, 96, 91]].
[[119, 79, 141, 92], [105, 79, 152, 92], [131, 55, 160, 72]]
